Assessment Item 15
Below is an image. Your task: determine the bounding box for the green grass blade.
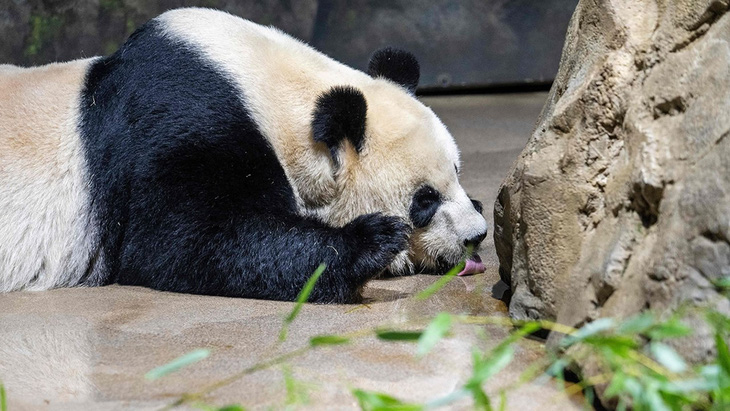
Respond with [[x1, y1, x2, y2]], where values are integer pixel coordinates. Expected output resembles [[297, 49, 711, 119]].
[[145, 348, 210, 380], [216, 406, 245, 411], [469, 385, 493, 411], [647, 317, 692, 340], [618, 312, 656, 335], [415, 261, 465, 301], [560, 318, 615, 347], [352, 389, 423, 411], [469, 344, 514, 385], [651, 342, 687, 373], [376, 330, 423, 342], [1, 382, 6, 411], [715, 332, 730, 376], [279, 263, 327, 341], [498, 390, 507, 411], [310, 335, 350, 347], [417, 312, 452, 357]]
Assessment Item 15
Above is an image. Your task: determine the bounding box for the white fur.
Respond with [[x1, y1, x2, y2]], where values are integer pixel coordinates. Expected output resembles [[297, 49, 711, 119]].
[[0, 8, 487, 294], [158, 8, 485, 270], [0, 59, 102, 292]]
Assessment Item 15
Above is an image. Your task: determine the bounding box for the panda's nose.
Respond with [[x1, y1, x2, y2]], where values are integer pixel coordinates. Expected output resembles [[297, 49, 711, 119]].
[[464, 230, 487, 248]]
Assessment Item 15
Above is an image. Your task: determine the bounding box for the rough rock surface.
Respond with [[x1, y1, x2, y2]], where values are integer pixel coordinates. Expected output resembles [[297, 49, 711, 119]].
[[495, 0, 730, 362]]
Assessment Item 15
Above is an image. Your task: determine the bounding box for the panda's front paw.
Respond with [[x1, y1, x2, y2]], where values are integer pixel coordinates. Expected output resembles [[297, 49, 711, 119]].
[[343, 213, 411, 278]]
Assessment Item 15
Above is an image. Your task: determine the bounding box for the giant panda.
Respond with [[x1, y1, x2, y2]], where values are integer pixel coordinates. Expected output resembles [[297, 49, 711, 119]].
[[0, 8, 488, 303]]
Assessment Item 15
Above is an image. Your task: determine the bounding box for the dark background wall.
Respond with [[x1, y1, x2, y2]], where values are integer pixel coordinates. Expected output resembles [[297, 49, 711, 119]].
[[0, 0, 578, 91]]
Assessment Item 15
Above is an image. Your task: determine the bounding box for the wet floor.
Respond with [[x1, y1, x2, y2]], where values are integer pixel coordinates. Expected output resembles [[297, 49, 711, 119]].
[[0, 92, 583, 410]]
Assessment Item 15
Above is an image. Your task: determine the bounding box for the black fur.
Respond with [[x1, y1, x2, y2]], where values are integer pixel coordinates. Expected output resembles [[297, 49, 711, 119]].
[[367, 47, 420, 94], [409, 185, 442, 228], [79, 20, 409, 303], [312, 86, 368, 160], [471, 199, 483, 214], [464, 232, 487, 248]]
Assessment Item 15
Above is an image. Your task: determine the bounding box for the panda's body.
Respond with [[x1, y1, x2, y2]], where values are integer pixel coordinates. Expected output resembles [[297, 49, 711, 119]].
[[0, 8, 487, 302]]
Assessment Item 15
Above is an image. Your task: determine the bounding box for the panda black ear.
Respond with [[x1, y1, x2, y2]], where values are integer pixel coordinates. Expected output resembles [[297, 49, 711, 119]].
[[312, 86, 367, 155], [367, 47, 420, 94]]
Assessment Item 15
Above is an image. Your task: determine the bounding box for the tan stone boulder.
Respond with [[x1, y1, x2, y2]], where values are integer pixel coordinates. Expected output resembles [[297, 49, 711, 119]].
[[494, 0, 730, 362]]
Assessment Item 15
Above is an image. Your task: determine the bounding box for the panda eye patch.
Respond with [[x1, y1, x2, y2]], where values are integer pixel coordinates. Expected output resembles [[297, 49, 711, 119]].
[[410, 185, 442, 228]]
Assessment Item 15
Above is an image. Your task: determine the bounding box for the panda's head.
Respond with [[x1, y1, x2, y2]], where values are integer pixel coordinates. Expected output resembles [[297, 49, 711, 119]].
[[310, 48, 488, 276]]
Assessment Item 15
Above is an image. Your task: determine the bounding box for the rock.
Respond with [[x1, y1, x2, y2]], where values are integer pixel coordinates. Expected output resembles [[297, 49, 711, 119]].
[[494, 0, 730, 364]]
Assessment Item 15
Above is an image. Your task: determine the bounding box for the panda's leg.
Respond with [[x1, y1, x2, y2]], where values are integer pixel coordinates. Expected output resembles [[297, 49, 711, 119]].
[[231, 211, 411, 302], [119, 210, 410, 303]]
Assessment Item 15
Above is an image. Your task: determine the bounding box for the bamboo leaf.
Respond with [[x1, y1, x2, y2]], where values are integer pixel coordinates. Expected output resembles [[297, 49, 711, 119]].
[[560, 318, 615, 347], [279, 263, 327, 341], [1, 382, 6, 411], [498, 390, 507, 411], [468, 385, 493, 411], [417, 313, 452, 357], [352, 389, 423, 411], [145, 348, 210, 380], [469, 344, 514, 386], [715, 332, 730, 377], [415, 261, 466, 301], [651, 342, 687, 373], [310, 335, 350, 347], [647, 318, 692, 340], [618, 312, 656, 335], [376, 330, 423, 342]]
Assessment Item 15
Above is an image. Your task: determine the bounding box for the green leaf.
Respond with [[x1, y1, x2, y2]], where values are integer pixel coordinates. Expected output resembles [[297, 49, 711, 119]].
[[417, 313, 452, 357], [583, 386, 596, 411], [582, 334, 638, 352], [618, 312, 656, 335], [560, 318, 615, 347], [604, 372, 627, 399], [1, 382, 6, 411], [707, 311, 730, 333], [622, 376, 643, 400], [352, 389, 423, 411], [217, 406, 246, 411], [415, 260, 465, 301], [660, 378, 715, 394], [647, 318, 692, 340], [468, 385, 493, 411], [145, 348, 210, 380], [310, 335, 350, 347], [715, 277, 730, 291], [715, 332, 730, 377], [651, 342, 687, 373], [469, 344, 514, 386], [498, 390, 507, 411], [546, 358, 569, 379], [644, 386, 671, 411], [283, 365, 309, 407], [425, 389, 469, 409], [279, 263, 327, 341], [376, 330, 423, 342]]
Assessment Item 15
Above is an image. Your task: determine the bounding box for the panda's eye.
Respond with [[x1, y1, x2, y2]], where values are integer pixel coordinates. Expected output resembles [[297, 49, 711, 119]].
[[410, 185, 442, 228]]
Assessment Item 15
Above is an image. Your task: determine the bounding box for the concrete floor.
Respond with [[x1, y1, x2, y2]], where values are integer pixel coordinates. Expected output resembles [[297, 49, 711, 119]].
[[0, 92, 581, 410]]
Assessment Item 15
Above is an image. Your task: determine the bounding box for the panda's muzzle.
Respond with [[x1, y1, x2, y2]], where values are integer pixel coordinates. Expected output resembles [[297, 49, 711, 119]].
[[464, 231, 487, 248]]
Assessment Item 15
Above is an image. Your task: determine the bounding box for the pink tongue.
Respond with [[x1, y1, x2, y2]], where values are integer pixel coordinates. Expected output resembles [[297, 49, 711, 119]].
[[457, 254, 486, 276]]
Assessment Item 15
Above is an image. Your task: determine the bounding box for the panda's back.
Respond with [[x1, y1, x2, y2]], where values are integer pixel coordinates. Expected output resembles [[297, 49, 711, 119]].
[[0, 58, 101, 291]]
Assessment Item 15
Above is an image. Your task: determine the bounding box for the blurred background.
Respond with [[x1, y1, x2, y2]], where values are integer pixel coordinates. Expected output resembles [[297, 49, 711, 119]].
[[1, 0, 579, 92]]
